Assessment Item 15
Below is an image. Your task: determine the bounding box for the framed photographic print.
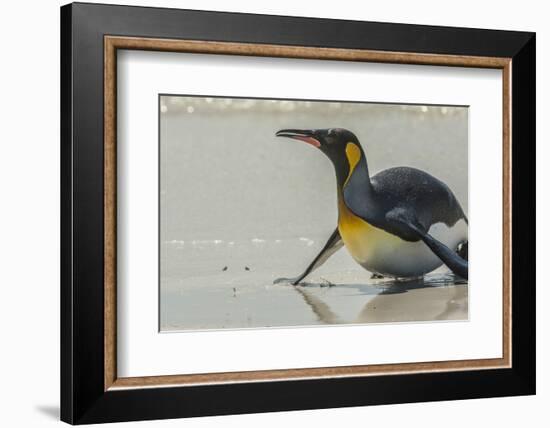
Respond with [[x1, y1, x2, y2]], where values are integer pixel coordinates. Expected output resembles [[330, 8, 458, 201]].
[[60, 2, 535, 424]]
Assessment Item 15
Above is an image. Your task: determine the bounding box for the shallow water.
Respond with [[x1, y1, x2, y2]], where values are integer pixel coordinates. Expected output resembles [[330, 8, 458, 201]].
[[160, 238, 467, 331]]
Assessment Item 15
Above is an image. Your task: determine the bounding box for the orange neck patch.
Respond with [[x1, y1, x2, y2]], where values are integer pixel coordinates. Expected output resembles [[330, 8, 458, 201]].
[[344, 142, 362, 186]]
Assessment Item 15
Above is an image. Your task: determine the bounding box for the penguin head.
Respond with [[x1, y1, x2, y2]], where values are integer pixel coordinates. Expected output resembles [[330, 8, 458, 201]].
[[276, 128, 365, 174]]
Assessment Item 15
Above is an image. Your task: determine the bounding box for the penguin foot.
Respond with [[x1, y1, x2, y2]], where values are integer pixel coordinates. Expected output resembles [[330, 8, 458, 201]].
[[273, 277, 300, 286], [319, 277, 335, 287], [370, 273, 385, 279]]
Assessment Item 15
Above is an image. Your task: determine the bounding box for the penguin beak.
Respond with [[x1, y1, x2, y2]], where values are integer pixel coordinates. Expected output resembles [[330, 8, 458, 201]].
[[276, 129, 321, 148]]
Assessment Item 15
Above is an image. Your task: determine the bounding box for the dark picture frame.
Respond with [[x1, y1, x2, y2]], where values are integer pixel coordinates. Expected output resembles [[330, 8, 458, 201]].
[[61, 2, 535, 424]]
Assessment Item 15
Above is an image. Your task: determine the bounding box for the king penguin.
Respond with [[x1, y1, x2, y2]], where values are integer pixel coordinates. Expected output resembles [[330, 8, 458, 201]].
[[274, 128, 468, 285]]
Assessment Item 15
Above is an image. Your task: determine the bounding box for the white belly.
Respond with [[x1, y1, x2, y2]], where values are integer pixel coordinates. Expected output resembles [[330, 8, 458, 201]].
[[360, 220, 467, 277], [338, 200, 468, 278]]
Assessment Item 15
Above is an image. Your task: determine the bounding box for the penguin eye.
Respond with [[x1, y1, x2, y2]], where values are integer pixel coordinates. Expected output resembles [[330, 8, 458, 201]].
[[326, 129, 337, 143], [326, 128, 341, 145]]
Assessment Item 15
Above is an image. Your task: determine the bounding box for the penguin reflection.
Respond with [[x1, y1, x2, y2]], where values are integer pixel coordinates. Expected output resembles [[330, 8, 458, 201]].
[[294, 275, 468, 324]]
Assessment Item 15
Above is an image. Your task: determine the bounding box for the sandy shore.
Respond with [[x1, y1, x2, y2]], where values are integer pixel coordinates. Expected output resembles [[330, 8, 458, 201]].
[[161, 263, 468, 331]]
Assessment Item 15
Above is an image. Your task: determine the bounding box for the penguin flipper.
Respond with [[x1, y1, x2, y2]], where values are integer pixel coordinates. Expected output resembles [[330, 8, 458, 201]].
[[274, 228, 343, 285], [385, 208, 468, 280]]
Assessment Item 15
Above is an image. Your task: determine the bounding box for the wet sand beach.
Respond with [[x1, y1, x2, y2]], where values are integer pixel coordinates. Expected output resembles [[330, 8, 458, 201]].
[[160, 238, 467, 331]]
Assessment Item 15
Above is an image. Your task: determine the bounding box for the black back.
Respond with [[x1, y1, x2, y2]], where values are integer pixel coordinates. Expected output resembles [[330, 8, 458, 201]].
[[343, 165, 467, 241]]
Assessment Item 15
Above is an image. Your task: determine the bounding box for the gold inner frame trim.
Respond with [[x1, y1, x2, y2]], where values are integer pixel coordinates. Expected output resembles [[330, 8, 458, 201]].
[[104, 35, 512, 391]]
